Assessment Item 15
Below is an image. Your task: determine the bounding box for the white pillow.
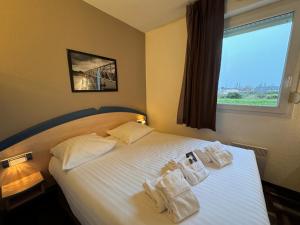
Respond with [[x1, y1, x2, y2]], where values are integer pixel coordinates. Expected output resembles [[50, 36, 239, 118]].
[[50, 133, 116, 170], [107, 121, 153, 144], [105, 135, 126, 148]]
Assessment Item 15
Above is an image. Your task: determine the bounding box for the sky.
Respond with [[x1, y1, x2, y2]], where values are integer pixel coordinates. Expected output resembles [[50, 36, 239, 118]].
[[219, 21, 293, 89], [71, 52, 112, 72]]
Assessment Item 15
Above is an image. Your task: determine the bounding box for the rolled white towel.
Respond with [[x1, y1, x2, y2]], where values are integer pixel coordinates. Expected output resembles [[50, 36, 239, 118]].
[[156, 169, 200, 223], [143, 177, 167, 213], [195, 141, 233, 168]]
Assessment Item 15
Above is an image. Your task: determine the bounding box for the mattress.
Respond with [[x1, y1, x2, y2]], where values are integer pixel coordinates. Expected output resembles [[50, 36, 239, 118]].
[[49, 132, 270, 225]]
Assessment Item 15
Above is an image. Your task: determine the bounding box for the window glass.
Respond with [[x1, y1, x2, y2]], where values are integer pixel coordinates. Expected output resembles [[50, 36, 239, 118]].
[[218, 13, 293, 107]]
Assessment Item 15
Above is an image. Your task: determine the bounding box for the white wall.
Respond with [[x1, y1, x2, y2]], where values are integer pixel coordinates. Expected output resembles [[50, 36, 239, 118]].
[[146, 0, 300, 192]]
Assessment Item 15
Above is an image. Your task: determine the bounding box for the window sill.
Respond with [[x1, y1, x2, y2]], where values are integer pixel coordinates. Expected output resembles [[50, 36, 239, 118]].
[[217, 103, 294, 118]]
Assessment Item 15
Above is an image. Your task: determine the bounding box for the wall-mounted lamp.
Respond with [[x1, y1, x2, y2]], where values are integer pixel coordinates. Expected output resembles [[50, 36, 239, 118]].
[[136, 119, 146, 124], [137, 115, 146, 125], [137, 118, 146, 125], [289, 71, 300, 104], [289, 92, 300, 104], [1, 152, 33, 169]]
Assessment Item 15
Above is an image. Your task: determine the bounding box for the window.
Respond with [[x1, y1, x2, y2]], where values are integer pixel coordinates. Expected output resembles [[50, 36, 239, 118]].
[[218, 13, 294, 109]]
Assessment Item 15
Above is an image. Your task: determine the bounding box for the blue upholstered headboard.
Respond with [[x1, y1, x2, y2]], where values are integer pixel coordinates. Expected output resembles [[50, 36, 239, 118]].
[[0, 106, 146, 151]]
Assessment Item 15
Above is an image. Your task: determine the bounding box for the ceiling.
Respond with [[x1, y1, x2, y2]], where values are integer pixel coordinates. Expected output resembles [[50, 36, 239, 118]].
[[83, 0, 280, 32]]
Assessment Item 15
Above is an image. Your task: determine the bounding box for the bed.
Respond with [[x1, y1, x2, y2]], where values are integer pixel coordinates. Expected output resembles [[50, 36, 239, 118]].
[[49, 131, 270, 225], [0, 106, 270, 225]]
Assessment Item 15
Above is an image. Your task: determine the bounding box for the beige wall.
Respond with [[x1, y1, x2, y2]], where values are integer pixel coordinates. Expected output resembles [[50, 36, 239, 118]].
[[0, 0, 146, 140], [146, 1, 300, 192]]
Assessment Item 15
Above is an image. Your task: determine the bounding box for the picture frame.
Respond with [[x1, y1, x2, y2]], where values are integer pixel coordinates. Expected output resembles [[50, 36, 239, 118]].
[[66, 49, 118, 92]]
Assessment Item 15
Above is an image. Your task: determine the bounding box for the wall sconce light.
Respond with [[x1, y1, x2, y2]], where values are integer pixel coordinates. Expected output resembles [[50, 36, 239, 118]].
[[137, 118, 146, 125], [137, 115, 146, 125], [1, 152, 33, 169], [289, 92, 300, 104], [289, 72, 300, 104]]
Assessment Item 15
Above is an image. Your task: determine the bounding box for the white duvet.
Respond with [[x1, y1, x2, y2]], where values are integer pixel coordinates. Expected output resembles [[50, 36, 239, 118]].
[[49, 132, 270, 225]]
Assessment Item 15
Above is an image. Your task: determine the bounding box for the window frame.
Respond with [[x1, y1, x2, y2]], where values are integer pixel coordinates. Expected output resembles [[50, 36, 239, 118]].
[[217, 2, 300, 116]]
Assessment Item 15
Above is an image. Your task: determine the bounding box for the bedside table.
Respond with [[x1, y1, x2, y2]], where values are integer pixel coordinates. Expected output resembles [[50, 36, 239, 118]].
[[1, 171, 45, 211]]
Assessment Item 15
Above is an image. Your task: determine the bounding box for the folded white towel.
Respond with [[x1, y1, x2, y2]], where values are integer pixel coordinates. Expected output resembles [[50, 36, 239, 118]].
[[177, 154, 209, 186], [161, 160, 178, 175], [143, 177, 167, 213], [206, 147, 233, 168], [194, 149, 213, 164], [156, 169, 200, 223], [162, 153, 209, 186], [195, 141, 233, 168]]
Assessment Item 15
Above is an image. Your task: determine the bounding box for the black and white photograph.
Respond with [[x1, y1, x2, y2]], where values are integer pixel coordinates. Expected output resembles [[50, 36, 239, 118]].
[[67, 49, 118, 92]]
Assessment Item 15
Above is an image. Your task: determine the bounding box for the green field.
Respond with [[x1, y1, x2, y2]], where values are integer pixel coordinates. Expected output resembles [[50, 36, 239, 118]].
[[217, 98, 278, 107]]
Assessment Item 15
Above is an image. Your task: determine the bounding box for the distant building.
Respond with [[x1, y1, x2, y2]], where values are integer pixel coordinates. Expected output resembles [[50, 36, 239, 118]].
[[219, 88, 240, 95], [219, 85, 280, 95]]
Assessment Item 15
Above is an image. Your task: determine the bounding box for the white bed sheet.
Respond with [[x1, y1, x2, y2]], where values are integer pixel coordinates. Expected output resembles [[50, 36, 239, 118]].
[[49, 132, 270, 225]]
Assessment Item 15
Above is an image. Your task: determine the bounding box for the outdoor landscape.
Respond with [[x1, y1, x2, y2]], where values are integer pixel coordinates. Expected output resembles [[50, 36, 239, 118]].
[[217, 84, 280, 107]]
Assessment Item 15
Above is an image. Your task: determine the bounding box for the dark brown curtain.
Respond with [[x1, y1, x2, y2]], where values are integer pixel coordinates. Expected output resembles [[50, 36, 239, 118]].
[[177, 0, 224, 131]]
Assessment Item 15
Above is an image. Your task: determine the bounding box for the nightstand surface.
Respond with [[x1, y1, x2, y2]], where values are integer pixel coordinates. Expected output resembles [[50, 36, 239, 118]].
[[0, 165, 46, 211], [1, 171, 44, 198]]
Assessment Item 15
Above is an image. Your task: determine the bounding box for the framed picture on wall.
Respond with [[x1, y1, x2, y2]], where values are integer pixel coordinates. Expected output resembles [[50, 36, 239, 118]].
[[67, 49, 118, 92]]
